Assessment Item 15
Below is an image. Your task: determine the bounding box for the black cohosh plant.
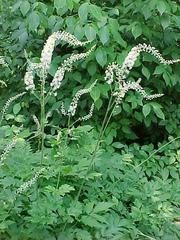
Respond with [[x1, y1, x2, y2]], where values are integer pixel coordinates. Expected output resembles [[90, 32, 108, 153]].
[[75, 43, 180, 201], [3, 31, 96, 195], [0, 31, 180, 239], [1, 30, 180, 196], [23, 31, 96, 166]]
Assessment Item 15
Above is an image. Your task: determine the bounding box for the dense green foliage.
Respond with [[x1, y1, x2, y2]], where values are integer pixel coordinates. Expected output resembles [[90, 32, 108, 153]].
[[0, 0, 180, 239], [0, 127, 179, 239], [0, 0, 180, 143]]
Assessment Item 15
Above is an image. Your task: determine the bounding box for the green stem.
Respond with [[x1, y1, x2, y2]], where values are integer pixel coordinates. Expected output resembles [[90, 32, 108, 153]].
[[134, 136, 180, 169], [76, 96, 115, 201], [56, 172, 61, 189], [67, 115, 71, 129], [56, 116, 71, 189], [98, 101, 116, 142], [66, 115, 71, 143], [40, 70, 45, 165]]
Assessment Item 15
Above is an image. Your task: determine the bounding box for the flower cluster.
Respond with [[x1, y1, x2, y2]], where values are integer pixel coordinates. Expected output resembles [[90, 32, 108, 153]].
[[33, 115, 41, 132], [24, 31, 94, 93], [0, 92, 26, 124], [121, 46, 140, 78], [0, 56, 8, 67], [50, 46, 95, 93], [125, 78, 164, 100], [0, 139, 17, 166], [24, 70, 35, 91], [40, 31, 90, 73], [105, 62, 120, 84], [40, 32, 59, 71], [0, 125, 23, 167], [138, 43, 180, 65], [24, 62, 42, 91], [114, 78, 164, 105], [105, 44, 180, 86], [16, 167, 46, 195], [61, 80, 97, 117], [105, 43, 180, 105], [0, 80, 7, 88], [78, 103, 95, 122], [59, 31, 90, 47]]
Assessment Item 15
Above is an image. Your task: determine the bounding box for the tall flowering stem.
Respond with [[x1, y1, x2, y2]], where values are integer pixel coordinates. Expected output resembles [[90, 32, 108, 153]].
[[40, 68, 46, 164], [23, 31, 95, 164]]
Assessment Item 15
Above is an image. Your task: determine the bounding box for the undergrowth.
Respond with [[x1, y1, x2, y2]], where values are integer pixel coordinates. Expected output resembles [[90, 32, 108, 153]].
[[0, 30, 179, 240]]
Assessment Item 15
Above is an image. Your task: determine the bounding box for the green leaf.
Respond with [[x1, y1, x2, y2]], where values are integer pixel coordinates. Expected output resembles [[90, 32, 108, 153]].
[[87, 62, 97, 76], [154, 65, 165, 75], [67, 0, 73, 10], [95, 98, 103, 110], [112, 142, 125, 149], [142, 104, 151, 118], [74, 25, 84, 40], [20, 1, 30, 16], [67, 201, 82, 218], [76, 229, 92, 240], [95, 47, 107, 67], [99, 26, 109, 45], [89, 4, 103, 20], [13, 103, 21, 115], [142, 66, 150, 79], [151, 103, 165, 120], [15, 115, 25, 123], [160, 14, 170, 29], [81, 215, 101, 228], [78, 2, 89, 22], [170, 168, 178, 179], [108, 8, 119, 16], [157, 1, 166, 15], [142, 5, 152, 20], [161, 168, 169, 180], [58, 184, 75, 196], [54, 0, 66, 10], [77, 125, 93, 132], [163, 72, 171, 86], [132, 23, 142, 39], [84, 25, 96, 41], [90, 86, 100, 102], [5, 114, 14, 120], [28, 12, 40, 32], [109, 19, 127, 48], [93, 202, 113, 213]]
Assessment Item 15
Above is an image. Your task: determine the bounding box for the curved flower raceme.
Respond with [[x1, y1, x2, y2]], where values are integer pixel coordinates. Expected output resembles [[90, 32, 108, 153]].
[[16, 167, 46, 195], [113, 78, 164, 105], [24, 31, 94, 93], [105, 44, 180, 105], [61, 80, 97, 117], [50, 45, 96, 93], [105, 43, 180, 85], [41, 31, 90, 72], [77, 103, 95, 122], [0, 92, 26, 124]]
